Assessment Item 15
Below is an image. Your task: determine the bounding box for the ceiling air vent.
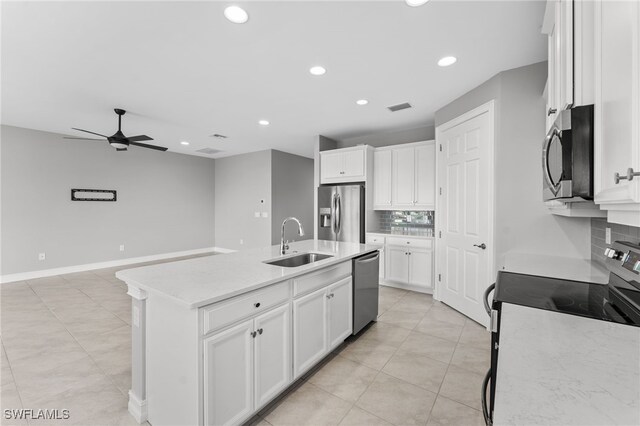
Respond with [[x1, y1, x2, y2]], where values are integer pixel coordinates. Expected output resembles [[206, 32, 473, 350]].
[[387, 102, 412, 112], [196, 148, 223, 155], [210, 134, 228, 139]]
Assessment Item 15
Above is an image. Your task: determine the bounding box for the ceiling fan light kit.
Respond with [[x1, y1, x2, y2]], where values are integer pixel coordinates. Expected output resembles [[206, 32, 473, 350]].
[[65, 108, 168, 152]]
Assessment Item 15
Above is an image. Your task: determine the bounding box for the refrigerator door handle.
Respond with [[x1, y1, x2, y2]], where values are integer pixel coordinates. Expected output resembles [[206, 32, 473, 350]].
[[331, 193, 338, 235], [335, 193, 342, 235]]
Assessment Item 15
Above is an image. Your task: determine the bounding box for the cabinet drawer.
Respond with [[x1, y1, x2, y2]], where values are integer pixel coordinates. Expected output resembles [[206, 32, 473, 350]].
[[366, 235, 386, 245], [202, 282, 290, 335], [293, 262, 351, 297], [386, 237, 433, 249]]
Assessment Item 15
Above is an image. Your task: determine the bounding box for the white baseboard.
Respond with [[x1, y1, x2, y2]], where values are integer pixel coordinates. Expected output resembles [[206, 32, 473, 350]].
[[380, 280, 433, 295], [0, 246, 235, 284], [128, 390, 148, 424]]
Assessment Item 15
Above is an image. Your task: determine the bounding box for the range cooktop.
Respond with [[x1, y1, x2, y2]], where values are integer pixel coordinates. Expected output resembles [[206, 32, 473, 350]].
[[494, 271, 630, 325]]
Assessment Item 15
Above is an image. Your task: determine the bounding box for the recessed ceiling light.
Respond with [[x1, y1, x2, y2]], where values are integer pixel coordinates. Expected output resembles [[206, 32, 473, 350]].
[[309, 66, 327, 76], [180, 141, 190, 146], [259, 120, 270, 126], [224, 6, 249, 24], [438, 56, 457, 67], [405, 0, 429, 6], [356, 99, 369, 106]]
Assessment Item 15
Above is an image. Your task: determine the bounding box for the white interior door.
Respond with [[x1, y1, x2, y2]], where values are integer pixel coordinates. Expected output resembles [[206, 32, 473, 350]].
[[436, 101, 495, 327]]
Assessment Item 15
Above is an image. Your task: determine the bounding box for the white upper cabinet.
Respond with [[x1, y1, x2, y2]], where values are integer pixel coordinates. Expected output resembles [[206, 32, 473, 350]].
[[392, 147, 417, 208], [320, 145, 372, 184], [543, 0, 574, 132], [593, 0, 640, 226], [373, 150, 392, 208], [374, 141, 436, 211]]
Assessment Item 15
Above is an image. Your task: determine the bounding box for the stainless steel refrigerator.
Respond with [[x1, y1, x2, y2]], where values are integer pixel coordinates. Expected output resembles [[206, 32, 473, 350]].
[[317, 184, 365, 243]]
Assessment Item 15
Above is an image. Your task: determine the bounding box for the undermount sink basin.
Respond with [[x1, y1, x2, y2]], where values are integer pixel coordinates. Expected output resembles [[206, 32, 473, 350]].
[[265, 252, 333, 268]]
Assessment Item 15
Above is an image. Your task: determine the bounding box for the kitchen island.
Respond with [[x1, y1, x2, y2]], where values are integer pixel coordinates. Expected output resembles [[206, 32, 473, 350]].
[[116, 240, 377, 426]]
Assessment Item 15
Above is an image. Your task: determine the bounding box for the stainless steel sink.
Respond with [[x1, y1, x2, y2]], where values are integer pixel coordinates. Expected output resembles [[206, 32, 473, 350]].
[[265, 252, 333, 267]]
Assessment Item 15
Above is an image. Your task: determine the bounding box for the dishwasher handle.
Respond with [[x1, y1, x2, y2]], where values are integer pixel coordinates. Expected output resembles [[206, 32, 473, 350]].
[[481, 368, 493, 426], [356, 252, 380, 264]]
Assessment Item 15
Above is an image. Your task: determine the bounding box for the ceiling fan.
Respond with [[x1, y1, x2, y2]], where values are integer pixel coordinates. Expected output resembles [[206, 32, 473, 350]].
[[64, 108, 168, 152]]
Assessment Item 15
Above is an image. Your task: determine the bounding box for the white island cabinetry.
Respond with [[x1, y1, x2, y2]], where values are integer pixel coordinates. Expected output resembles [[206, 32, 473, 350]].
[[117, 240, 373, 426]]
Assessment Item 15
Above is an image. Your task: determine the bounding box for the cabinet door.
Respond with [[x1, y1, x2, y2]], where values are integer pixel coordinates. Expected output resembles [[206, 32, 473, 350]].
[[392, 147, 416, 208], [414, 144, 436, 209], [203, 319, 254, 426], [558, 0, 574, 109], [254, 304, 292, 409], [320, 151, 344, 181], [292, 287, 328, 378], [374, 150, 392, 208], [594, 0, 640, 216], [408, 249, 433, 290], [386, 246, 409, 283], [327, 277, 353, 349], [546, 20, 559, 132], [342, 149, 365, 179]]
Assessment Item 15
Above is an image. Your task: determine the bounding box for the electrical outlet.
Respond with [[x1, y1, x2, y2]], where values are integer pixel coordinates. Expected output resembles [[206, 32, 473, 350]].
[[120, 244, 125, 252], [605, 227, 612, 245], [38, 253, 46, 261], [240, 239, 244, 245]]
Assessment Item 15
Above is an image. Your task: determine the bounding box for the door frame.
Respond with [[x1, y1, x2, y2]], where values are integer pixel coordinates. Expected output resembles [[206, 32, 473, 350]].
[[433, 100, 496, 309]]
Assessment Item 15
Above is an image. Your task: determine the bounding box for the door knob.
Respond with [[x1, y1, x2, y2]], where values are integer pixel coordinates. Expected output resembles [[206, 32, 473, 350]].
[[474, 243, 487, 250]]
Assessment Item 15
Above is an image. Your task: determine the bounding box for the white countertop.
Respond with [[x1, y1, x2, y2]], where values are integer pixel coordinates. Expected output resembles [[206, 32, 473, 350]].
[[500, 252, 609, 284], [116, 240, 377, 309], [494, 303, 640, 426]]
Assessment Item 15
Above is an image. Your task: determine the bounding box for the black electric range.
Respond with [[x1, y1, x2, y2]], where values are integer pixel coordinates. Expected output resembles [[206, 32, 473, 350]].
[[481, 241, 640, 425]]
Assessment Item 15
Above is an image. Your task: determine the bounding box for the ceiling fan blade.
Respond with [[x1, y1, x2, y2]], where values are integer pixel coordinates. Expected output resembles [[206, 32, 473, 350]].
[[63, 136, 105, 141], [71, 128, 109, 138], [129, 141, 168, 151], [126, 135, 153, 142]]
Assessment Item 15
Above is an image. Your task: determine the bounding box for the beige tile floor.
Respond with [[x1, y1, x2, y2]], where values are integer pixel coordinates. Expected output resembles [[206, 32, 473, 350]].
[[1, 258, 490, 426]]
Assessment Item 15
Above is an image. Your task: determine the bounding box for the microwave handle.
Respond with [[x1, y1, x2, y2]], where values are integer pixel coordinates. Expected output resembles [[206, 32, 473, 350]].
[[542, 128, 560, 194]]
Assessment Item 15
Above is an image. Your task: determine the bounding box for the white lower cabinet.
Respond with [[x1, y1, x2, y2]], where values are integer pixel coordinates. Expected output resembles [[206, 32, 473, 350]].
[[293, 276, 353, 379], [385, 241, 433, 292], [327, 278, 353, 349], [203, 304, 291, 426], [202, 263, 355, 425], [292, 287, 328, 378], [203, 319, 254, 426], [254, 304, 291, 408]]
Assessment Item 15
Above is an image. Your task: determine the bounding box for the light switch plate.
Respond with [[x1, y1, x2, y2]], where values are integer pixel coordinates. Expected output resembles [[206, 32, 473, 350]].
[[38, 253, 46, 261], [261, 212, 268, 218], [606, 227, 611, 244], [254, 212, 260, 218]]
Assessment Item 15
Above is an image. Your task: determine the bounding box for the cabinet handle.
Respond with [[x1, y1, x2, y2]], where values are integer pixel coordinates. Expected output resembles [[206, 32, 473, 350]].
[[254, 302, 261, 308], [614, 168, 640, 184], [547, 108, 557, 116], [250, 331, 257, 338], [257, 328, 263, 335]]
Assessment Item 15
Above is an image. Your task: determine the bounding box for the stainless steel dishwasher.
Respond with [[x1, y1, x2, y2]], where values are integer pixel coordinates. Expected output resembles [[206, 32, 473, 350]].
[[352, 251, 380, 335]]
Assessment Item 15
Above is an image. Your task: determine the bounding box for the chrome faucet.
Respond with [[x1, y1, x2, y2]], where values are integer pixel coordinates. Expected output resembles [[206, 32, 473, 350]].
[[281, 217, 305, 255]]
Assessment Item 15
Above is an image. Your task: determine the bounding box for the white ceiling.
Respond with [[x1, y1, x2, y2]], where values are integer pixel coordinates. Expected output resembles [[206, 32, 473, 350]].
[[1, 1, 546, 159]]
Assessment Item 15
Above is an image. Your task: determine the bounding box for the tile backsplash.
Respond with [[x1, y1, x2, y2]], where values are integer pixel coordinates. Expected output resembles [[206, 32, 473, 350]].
[[591, 218, 640, 265], [376, 211, 434, 234]]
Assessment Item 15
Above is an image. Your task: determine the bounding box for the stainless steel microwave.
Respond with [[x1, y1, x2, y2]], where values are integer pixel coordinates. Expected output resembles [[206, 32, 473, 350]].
[[542, 104, 594, 201]]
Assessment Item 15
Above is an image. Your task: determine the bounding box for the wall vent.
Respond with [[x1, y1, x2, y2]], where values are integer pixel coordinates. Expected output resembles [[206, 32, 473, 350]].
[[196, 148, 223, 155], [387, 102, 412, 112], [210, 134, 228, 139]]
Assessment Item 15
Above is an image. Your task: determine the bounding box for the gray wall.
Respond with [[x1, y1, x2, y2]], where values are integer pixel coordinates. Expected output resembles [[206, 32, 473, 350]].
[[271, 150, 314, 245], [1, 125, 216, 275], [435, 61, 592, 263], [591, 219, 640, 265], [214, 150, 272, 251], [336, 124, 435, 149]]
